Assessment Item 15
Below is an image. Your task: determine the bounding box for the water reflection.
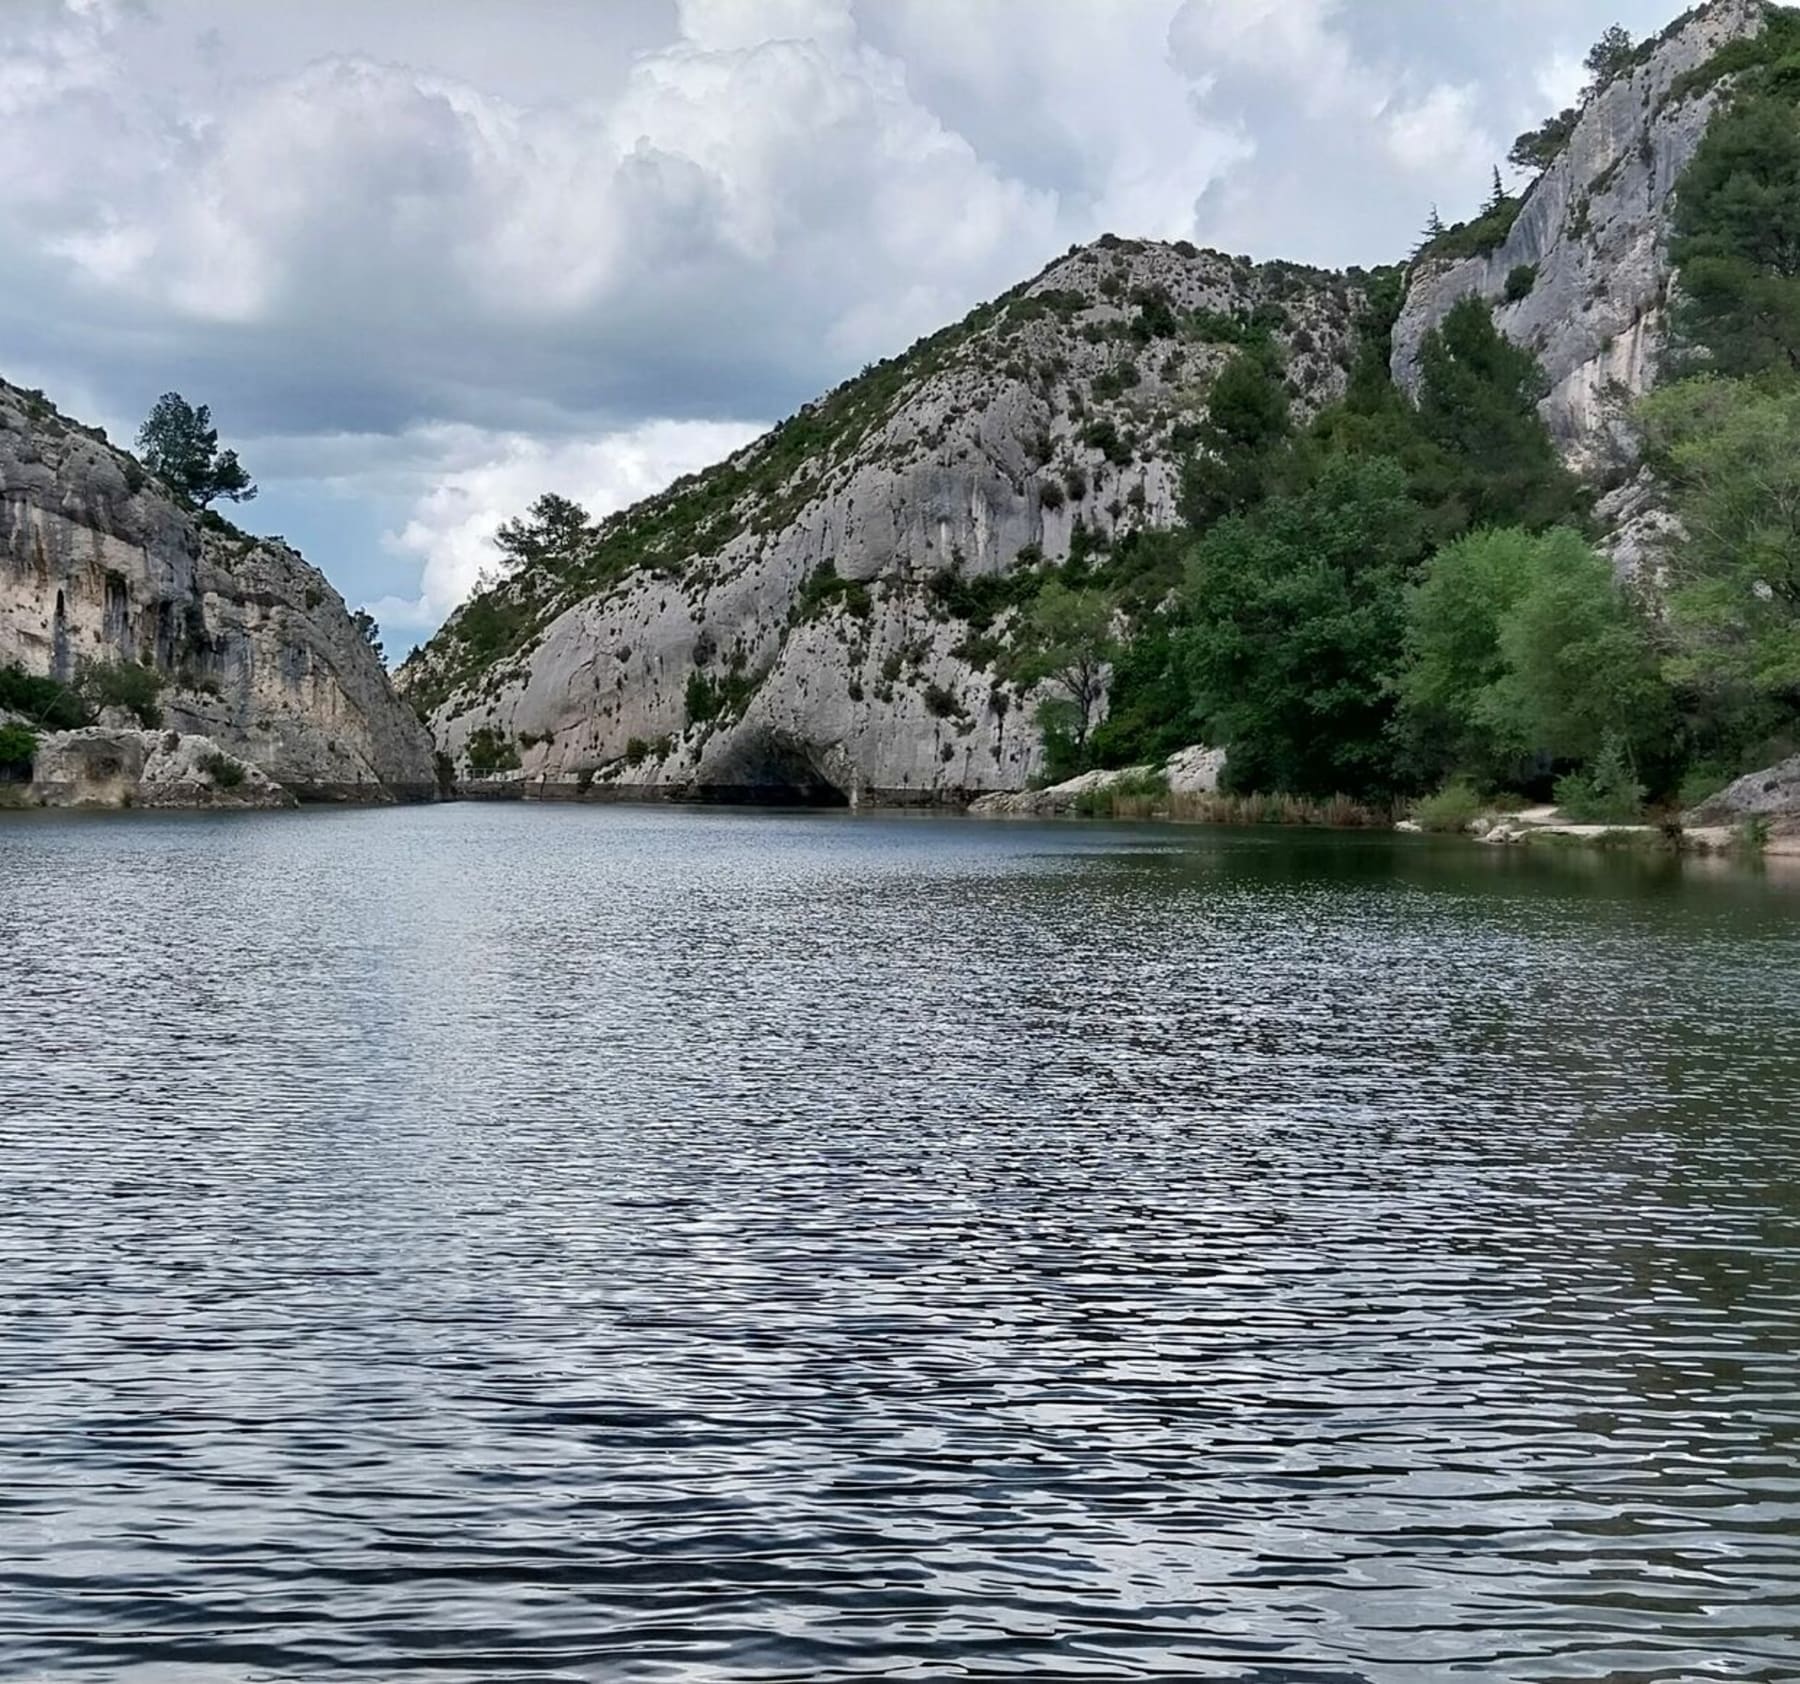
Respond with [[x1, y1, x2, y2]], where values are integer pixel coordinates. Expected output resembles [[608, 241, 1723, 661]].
[[1, 805, 1796, 1681]]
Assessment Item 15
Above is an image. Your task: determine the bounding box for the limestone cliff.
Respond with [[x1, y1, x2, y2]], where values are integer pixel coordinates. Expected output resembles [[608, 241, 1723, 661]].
[[405, 243, 1363, 802], [1393, 0, 1765, 465], [403, 0, 1767, 806], [0, 379, 436, 801]]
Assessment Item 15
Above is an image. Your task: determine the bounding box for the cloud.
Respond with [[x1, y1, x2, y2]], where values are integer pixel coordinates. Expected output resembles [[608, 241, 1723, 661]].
[[359, 419, 765, 635], [0, 0, 1699, 637]]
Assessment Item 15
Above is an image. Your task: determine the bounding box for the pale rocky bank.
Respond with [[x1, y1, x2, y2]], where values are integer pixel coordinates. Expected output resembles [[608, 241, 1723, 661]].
[[0, 378, 436, 807]]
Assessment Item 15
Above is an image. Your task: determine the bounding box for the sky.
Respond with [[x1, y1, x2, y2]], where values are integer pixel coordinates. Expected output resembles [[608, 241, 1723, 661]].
[[0, 0, 1685, 658]]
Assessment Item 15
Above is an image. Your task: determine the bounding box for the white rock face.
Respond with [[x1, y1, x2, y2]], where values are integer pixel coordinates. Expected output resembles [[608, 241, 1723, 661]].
[[1393, 0, 1764, 466], [26, 727, 294, 809], [1, 379, 437, 800], [411, 242, 1360, 802]]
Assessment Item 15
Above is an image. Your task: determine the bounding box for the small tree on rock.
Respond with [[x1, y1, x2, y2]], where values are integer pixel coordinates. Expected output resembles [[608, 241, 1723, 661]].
[[1584, 25, 1636, 91], [136, 393, 257, 509]]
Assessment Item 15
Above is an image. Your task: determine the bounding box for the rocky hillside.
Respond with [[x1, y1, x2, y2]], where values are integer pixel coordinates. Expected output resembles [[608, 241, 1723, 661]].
[[1395, 0, 1763, 465], [404, 0, 1768, 805], [402, 245, 1366, 802], [1, 379, 436, 801]]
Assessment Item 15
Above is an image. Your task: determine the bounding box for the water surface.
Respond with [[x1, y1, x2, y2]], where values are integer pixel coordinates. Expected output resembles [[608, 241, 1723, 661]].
[[2, 805, 1798, 1681]]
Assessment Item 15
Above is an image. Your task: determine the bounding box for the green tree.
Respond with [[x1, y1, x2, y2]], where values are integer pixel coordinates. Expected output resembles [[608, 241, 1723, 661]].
[[1669, 95, 1800, 375], [1178, 455, 1422, 797], [1480, 546, 1669, 772], [494, 493, 595, 576], [1509, 109, 1579, 174], [77, 659, 164, 728], [1177, 347, 1292, 530], [1397, 526, 1667, 784], [1584, 24, 1636, 89], [1637, 376, 1800, 743], [350, 609, 384, 661], [1414, 297, 1581, 530], [0, 722, 38, 778], [1010, 581, 1120, 754], [136, 393, 256, 509]]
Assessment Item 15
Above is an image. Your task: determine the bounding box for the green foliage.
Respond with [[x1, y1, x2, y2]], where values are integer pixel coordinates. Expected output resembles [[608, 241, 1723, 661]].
[[78, 659, 163, 728], [1415, 195, 1524, 264], [1035, 698, 1085, 783], [1510, 108, 1580, 173], [1663, 7, 1800, 109], [795, 560, 873, 622], [1670, 90, 1800, 374], [136, 393, 256, 509], [1412, 778, 1485, 832], [495, 493, 594, 573], [350, 609, 384, 661], [1128, 286, 1179, 342], [1553, 731, 1647, 822], [1397, 526, 1668, 786], [1179, 455, 1421, 798], [1485, 548, 1670, 771], [1009, 581, 1119, 748], [926, 562, 1043, 632], [1086, 615, 1195, 770], [1584, 24, 1637, 87], [1637, 376, 1800, 743], [198, 750, 246, 789], [465, 727, 520, 776], [1178, 347, 1292, 529], [686, 662, 766, 727], [922, 682, 964, 719], [1505, 264, 1539, 303], [1414, 297, 1582, 530], [0, 722, 38, 777], [0, 665, 88, 729]]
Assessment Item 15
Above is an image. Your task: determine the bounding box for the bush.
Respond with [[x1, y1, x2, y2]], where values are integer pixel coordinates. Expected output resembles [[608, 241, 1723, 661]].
[[0, 722, 38, 778], [1554, 733, 1646, 823], [1038, 478, 1066, 512], [78, 659, 163, 728], [465, 726, 520, 776], [0, 665, 88, 729], [922, 682, 964, 719], [1505, 264, 1539, 303], [1412, 778, 1484, 833], [198, 750, 246, 789]]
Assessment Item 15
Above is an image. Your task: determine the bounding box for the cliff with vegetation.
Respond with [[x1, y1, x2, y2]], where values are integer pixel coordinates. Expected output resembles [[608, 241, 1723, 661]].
[[401, 244, 1368, 801], [0, 379, 436, 802], [1395, 0, 1764, 463], [403, 0, 1798, 830]]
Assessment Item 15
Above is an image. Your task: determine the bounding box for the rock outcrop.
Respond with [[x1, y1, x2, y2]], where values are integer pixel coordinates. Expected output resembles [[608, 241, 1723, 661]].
[[1394, 0, 1764, 465], [1, 379, 437, 802], [396, 2, 1767, 808], [24, 726, 293, 810], [969, 746, 1226, 818], [404, 244, 1362, 803], [1686, 754, 1800, 831]]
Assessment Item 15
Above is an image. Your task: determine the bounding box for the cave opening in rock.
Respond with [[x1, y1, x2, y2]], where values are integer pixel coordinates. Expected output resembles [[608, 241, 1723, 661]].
[[696, 729, 849, 807]]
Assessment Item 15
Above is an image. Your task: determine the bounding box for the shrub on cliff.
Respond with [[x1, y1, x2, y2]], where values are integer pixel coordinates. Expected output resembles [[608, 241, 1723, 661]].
[[136, 393, 256, 510], [78, 660, 163, 728], [0, 665, 88, 729], [0, 722, 38, 779]]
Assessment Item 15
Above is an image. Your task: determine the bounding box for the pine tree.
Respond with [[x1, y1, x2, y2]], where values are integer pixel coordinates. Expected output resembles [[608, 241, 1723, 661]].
[[1484, 167, 1508, 216]]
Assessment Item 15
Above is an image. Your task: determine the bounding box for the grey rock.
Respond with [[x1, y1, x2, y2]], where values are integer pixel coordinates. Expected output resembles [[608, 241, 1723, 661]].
[[1686, 754, 1800, 827], [1393, 0, 1764, 466], [28, 727, 294, 809], [412, 243, 1359, 802], [0, 379, 437, 801]]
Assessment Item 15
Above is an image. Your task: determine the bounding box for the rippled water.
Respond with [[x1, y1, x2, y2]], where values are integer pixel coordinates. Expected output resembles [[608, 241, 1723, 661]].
[[3, 804, 1799, 1682]]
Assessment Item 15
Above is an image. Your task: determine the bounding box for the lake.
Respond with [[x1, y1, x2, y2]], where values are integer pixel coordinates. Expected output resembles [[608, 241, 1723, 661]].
[[2, 804, 1798, 1681]]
